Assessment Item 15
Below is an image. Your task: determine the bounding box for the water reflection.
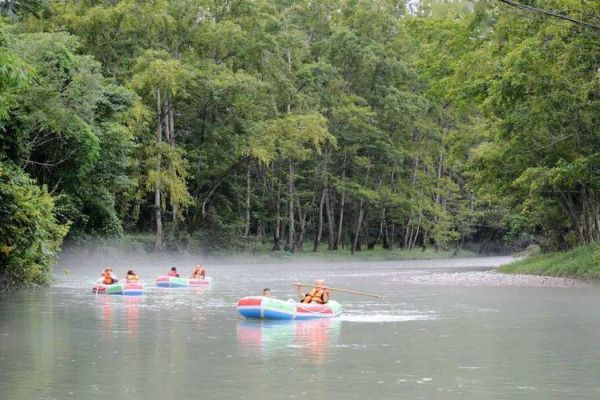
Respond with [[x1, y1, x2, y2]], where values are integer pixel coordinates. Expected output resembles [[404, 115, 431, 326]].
[[98, 295, 114, 336], [125, 297, 140, 338], [96, 295, 142, 340], [237, 319, 340, 363]]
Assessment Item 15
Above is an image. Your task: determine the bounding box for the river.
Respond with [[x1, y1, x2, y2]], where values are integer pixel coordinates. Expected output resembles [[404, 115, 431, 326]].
[[1, 255, 599, 399]]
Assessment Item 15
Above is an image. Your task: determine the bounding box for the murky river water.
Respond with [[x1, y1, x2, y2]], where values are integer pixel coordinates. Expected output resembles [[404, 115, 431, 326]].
[[1, 255, 600, 399]]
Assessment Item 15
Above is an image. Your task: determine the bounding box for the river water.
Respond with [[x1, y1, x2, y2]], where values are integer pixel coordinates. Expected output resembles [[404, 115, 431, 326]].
[[1, 255, 600, 400]]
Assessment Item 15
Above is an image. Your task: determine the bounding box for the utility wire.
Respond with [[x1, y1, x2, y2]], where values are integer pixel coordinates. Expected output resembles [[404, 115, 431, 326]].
[[497, 0, 600, 30]]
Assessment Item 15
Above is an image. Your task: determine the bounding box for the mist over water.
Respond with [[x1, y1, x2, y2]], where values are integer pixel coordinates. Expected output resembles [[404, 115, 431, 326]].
[[2, 249, 600, 399]]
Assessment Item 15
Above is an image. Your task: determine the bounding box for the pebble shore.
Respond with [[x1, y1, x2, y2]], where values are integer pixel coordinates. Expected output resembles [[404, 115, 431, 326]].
[[395, 270, 593, 288]]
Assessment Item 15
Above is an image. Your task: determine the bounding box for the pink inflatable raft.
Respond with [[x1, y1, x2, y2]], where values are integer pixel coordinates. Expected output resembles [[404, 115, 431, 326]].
[[155, 276, 212, 288], [92, 282, 144, 296]]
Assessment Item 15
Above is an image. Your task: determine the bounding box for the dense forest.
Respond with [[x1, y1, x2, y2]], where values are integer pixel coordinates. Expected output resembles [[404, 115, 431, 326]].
[[1, 0, 599, 287]]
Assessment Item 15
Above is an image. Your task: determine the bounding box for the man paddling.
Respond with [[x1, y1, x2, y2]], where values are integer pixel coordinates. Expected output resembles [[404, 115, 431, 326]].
[[295, 279, 330, 304]]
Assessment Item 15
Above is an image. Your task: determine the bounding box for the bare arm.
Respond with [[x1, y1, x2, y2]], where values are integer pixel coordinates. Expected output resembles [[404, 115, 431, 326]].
[[295, 283, 304, 299]]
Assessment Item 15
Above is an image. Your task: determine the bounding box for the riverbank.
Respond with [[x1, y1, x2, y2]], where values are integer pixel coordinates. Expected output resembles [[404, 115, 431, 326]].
[[62, 235, 482, 263], [498, 243, 600, 281], [396, 270, 591, 288], [220, 245, 479, 262]]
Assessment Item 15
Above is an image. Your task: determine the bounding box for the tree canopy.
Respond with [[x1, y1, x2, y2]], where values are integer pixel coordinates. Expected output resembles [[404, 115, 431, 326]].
[[1, 0, 600, 286]]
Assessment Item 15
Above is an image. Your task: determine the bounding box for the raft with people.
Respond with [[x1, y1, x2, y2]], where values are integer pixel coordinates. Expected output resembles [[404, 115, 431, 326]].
[[237, 280, 382, 320], [236, 296, 343, 320], [93, 268, 144, 295], [155, 275, 212, 288], [155, 265, 211, 288], [92, 282, 144, 296]]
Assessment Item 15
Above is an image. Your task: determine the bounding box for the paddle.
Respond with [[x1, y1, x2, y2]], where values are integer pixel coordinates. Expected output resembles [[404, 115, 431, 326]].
[[293, 283, 382, 298]]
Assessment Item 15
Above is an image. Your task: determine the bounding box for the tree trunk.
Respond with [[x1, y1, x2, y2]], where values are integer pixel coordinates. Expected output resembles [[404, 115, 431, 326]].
[[294, 197, 306, 252], [286, 160, 295, 250], [313, 188, 326, 252], [272, 167, 281, 251], [325, 188, 335, 250], [352, 201, 364, 255], [335, 154, 347, 250], [154, 88, 163, 250], [403, 156, 420, 250], [383, 222, 390, 249], [382, 169, 394, 250], [168, 96, 175, 147], [410, 213, 422, 251], [363, 216, 371, 249], [403, 221, 412, 250], [352, 168, 370, 255], [559, 191, 585, 243], [165, 95, 179, 237], [244, 165, 251, 237], [286, 49, 292, 114], [372, 207, 386, 249]]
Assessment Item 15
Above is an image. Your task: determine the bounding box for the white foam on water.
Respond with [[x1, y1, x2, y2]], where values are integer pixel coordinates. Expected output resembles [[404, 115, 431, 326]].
[[338, 314, 434, 323]]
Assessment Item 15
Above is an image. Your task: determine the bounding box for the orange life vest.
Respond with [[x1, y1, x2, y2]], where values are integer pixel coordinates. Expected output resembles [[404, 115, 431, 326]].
[[126, 274, 139, 283], [302, 288, 328, 304]]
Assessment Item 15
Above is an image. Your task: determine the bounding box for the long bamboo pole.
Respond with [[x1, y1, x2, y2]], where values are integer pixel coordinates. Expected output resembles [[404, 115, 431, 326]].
[[293, 283, 382, 298]]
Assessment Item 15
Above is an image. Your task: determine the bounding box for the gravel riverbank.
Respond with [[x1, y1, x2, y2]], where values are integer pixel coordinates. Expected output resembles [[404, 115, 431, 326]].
[[394, 270, 593, 288]]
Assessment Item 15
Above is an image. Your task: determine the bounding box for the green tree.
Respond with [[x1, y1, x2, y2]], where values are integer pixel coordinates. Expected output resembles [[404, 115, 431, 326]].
[[0, 161, 67, 289]]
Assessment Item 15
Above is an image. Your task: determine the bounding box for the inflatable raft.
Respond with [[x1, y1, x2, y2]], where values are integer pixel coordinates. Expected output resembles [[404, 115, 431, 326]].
[[92, 282, 144, 296], [236, 296, 342, 320], [155, 276, 212, 288]]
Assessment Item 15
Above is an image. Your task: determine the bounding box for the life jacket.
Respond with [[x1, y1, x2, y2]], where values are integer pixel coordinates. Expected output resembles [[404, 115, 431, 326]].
[[126, 274, 139, 283], [302, 288, 328, 304], [102, 273, 114, 285]]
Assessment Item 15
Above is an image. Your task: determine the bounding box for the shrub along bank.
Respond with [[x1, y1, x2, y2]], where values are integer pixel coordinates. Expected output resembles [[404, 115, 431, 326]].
[[500, 243, 600, 280], [0, 162, 67, 290]]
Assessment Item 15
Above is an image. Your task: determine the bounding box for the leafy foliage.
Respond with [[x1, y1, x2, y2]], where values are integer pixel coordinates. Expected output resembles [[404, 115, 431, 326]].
[[2, 0, 599, 286], [0, 161, 67, 289]]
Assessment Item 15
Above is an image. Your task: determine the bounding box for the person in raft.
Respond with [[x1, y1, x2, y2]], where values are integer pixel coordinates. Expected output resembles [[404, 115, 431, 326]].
[[100, 267, 119, 285], [262, 288, 272, 297], [295, 279, 330, 304], [190, 265, 206, 279], [167, 267, 179, 277], [125, 270, 139, 283]]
